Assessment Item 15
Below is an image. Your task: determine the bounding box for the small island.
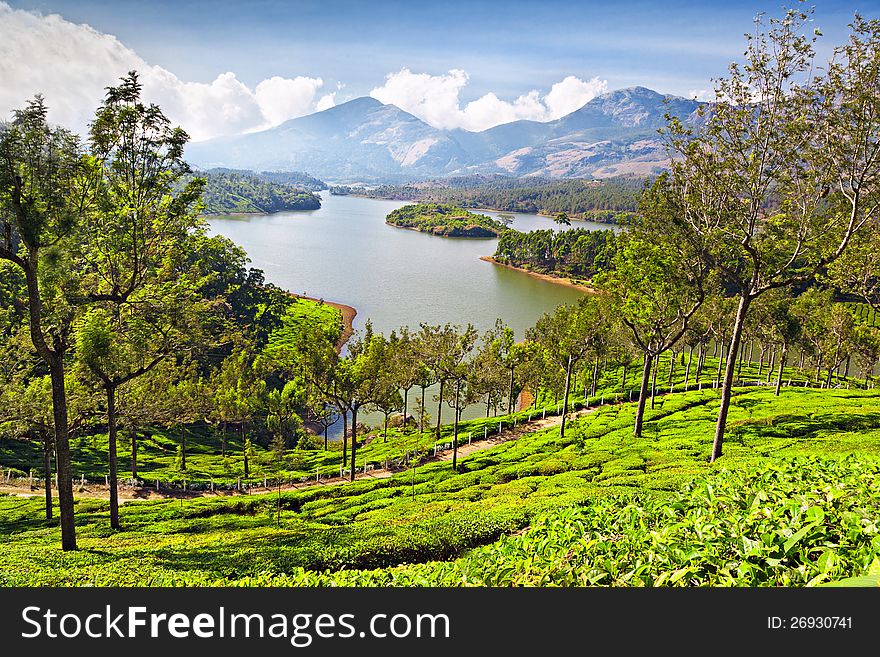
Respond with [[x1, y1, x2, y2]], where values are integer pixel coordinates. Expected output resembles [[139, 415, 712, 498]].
[[195, 170, 322, 215], [385, 203, 508, 237]]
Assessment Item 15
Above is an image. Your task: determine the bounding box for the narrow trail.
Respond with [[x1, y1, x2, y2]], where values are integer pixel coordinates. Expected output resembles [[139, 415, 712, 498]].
[[0, 405, 599, 503]]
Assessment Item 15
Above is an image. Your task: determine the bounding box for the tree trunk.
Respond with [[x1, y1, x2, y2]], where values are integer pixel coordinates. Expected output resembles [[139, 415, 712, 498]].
[[826, 366, 834, 389], [715, 340, 725, 387], [42, 433, 53, 521], [591, 355, 599, 397], [48, 359, 76, 550], [650, 353, 659, 409], [621, 362, 628, 394], [667, 350, 675, 388], [486, 395, 491, 418], [23, 262, 75, 550], [775, 349, 787, 396], [507, 367, 515, 415], [342, 411, 348, 463], [384, 413, 389, 442], [419, 386, 426, 433], [711, 294, 751, 462], [452, 380, 461, 471], [349, 405, 359, 482], [634, 352, 652, 438], [768, 350, 776, 381], [402, 387, 409, 428], [106, 384, 120, 530], [684, 345, 694, 388], [323, 424, 328, 451], [436, 379, 444, 440], [241, 423, 247, 478], [696, 342, 705, 385], [757, 347, 766, 379], [559, 354, 573, 439], [130, 427, 138, 479]]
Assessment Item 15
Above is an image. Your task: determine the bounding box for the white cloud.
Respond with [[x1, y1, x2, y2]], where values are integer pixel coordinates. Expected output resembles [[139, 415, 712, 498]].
[[315, 93, 337, 112], [687, 88, 714, 102], [370, 69, 608, 131], [0, 2, 329, 141]]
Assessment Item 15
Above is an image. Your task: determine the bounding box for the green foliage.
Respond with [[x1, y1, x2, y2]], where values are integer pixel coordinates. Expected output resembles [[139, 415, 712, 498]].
[[3, 387, 880, 586], [192, 171, 321, 215], [385, 203, 508, 237], [331, 175, 642, 220], [495, 228, 616, 279]]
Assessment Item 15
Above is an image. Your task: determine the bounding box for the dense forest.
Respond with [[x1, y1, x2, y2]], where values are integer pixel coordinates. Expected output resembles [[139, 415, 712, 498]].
[[331, 176, 642, 222], [192, 170, 322, 214], [494, 228, 618, 279], [385, 203, 508, 237]]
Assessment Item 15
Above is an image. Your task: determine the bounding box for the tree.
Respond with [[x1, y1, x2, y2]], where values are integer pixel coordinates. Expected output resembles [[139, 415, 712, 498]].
[[75, 72, 206, 530], [0, 97, 96, 550], [418, 323, 478, 444], [596, 180, 706, 438], [664, 10, 880, 461], [527, 295, 606, 439], [554, 212, 571, 226]]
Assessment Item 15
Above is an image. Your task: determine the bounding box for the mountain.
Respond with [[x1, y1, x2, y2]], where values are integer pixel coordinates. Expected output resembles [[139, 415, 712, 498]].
[[185, 87, 706, 181]]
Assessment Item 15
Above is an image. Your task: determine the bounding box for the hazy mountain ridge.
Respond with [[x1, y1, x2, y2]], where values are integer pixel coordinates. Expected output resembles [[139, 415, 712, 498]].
[[186, 87, 705, 181]]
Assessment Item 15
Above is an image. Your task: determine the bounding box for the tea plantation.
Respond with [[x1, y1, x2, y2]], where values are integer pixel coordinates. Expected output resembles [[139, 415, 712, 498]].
[[2, 386, 879, 586]]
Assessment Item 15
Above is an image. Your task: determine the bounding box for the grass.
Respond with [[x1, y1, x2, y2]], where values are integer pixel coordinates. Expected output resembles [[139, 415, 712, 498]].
[[0, 349, 863, 488], [2, 386, 880, 586]]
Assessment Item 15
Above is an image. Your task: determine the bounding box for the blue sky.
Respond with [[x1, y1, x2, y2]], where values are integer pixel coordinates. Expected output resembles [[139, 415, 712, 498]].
[[9, 0, 875, 96], [2, 1, 879, 138]]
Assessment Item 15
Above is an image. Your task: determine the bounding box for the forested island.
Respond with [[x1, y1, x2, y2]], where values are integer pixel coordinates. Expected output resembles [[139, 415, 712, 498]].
[[332, 175, 641, 223], [193, 170, 323, 215], [492, 228, 618, 282], [385, 203, 508, 237]]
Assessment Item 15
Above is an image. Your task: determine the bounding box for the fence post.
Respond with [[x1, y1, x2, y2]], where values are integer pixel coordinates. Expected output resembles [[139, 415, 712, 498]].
[[264, 475, 267, 488], [468, 432, 472, 445], [29, 469, 33, 489], [211, 479, 215, 493], [155, 479, 159, 492], [316, 467, 320, 482], [542, 409, 546, 420], [237, 476, 241, 491], [104, 474, 108, 486], [484, 426, 488, 440], [80, 474, 85, 487]]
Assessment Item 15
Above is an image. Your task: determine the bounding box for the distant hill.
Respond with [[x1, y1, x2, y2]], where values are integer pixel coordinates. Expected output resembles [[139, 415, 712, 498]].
[[193, 170, 322, 215], [186, 87, 706, 182], [200, 168, 328, 192]]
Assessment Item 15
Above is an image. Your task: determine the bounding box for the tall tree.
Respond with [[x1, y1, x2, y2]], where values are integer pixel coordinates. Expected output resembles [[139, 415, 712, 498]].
[[527, 295, 606, 439], [665, 10, 880, 460], [596, 180, 706, 438], [76, 72, 206, 530], [418, 323, 478, 443], [0, 97, 95, 550]]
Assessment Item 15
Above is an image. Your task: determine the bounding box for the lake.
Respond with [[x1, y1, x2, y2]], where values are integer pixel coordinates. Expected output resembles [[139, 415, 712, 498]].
[[207, 192, 615, 432], [207, 192, 615, 339]]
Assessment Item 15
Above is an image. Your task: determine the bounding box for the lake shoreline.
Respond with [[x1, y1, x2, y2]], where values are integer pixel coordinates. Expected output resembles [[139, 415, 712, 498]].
[[479, 256, 596, 292], [329, 193, 617, 225], [289, 293, 357, 352]]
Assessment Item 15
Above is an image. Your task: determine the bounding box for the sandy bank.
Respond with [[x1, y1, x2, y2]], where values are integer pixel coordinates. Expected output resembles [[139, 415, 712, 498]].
[[289, 293, 357, 353], [479, 256, 598, 293]]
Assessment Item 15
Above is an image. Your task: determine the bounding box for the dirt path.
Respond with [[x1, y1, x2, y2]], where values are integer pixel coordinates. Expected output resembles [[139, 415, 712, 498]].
[[0, 406, 598, 503]]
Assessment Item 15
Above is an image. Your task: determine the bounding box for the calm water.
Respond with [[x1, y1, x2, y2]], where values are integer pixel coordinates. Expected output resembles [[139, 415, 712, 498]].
[[207, 192, 615, 432], [207, 192, 614, 339]]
